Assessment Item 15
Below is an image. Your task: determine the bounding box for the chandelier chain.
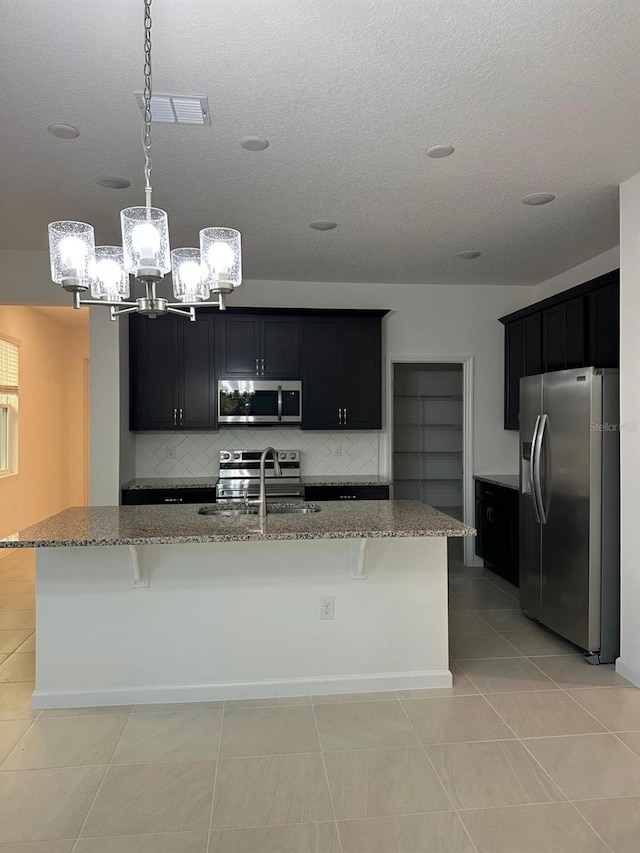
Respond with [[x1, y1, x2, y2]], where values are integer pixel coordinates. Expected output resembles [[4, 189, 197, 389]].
[[142, 0, 153, 208]]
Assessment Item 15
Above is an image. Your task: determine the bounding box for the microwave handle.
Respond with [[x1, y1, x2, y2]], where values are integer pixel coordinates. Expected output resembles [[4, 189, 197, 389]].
[[277, 385, 283, 421]]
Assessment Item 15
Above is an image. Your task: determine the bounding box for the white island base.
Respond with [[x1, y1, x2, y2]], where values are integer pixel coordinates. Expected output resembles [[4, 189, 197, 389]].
[[33, 536, 451, 709]]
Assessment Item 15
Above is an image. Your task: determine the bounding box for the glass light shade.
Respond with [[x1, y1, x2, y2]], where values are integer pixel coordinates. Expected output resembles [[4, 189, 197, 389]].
[[120, 206, 171, 277], [200, 227, 242, 293], [90, 246, 130, 301], [48, 221, 95, 289], [171, 248, 208, 302]]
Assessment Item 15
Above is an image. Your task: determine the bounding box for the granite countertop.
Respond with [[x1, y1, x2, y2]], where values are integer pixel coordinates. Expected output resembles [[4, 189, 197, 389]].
[[122, 475, 391, 490], [474, 474, 520, 491], [0, 501, 474, 548], [121, 477, 219, 491]]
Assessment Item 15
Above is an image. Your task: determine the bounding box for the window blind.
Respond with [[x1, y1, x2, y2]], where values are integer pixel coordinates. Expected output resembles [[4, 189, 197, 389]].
[[0, 338, 19, 395]]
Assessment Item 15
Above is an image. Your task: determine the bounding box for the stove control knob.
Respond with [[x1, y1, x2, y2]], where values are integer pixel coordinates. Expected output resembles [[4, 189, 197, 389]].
[[279, 452, 286, 460], [289, 452, 296, 460], [220, 451, 231, 461], [233, 452, 241, 460]]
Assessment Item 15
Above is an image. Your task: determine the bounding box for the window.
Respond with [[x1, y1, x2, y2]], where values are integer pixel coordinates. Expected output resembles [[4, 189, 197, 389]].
[[0, 337, 19, 476]]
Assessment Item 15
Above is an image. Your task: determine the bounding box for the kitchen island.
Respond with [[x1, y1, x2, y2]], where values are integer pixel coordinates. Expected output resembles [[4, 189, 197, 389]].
[[1, 501, 473, 709]]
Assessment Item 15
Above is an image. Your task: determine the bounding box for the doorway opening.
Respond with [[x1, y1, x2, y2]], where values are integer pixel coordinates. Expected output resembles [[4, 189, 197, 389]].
[[388, 356, 475, 566]]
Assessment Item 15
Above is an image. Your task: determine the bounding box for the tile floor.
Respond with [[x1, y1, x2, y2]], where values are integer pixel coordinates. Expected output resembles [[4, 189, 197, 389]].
[[0, 545, 639, 852]]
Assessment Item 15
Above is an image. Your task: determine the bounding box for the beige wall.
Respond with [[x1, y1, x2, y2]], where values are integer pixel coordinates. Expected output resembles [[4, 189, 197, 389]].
[[0, 306, 89, 538]]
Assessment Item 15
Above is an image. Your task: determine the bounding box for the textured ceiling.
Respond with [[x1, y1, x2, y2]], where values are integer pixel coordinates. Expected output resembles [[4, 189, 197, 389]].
[[0, 0, 638, 285]]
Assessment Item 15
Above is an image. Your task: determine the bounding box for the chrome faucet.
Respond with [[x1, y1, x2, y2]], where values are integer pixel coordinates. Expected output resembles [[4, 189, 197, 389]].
[[247, 447, 282, 518]]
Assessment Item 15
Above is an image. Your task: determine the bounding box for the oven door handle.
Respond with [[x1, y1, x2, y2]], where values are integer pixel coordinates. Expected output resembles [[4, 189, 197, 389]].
[[277, 385, 283, 421]]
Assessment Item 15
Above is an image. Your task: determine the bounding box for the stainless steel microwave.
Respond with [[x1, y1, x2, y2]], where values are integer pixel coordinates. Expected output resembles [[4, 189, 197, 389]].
[[217, 380, 302, 424]]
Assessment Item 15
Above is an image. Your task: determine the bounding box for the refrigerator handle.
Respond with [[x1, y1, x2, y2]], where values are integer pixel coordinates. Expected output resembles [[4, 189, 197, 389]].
[[533, 413, 548, 525], [529, 415, 541, 523]]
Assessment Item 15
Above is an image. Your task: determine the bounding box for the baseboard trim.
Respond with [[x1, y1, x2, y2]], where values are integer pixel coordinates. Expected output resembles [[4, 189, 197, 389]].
[[31, 669, 453, 709], [615, 658, 640, 687]]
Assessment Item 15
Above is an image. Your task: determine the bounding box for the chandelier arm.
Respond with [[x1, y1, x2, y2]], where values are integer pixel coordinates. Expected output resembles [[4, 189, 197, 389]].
[[76, 297, 138, 309], [109, 306, 144, 321], [166, 306, 196, 321]]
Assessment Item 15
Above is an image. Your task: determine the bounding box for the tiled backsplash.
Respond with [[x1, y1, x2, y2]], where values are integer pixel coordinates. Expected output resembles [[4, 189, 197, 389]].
[[135, 429, 382, 479]]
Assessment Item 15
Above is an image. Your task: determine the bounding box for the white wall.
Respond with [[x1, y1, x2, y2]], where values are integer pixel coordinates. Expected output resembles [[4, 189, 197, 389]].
[[532, 246, 619, 303], [618, 172, 640, 686]]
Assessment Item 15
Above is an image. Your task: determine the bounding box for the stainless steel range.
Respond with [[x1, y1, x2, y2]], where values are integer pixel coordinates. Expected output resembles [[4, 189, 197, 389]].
[[216, 449, 304, 502]]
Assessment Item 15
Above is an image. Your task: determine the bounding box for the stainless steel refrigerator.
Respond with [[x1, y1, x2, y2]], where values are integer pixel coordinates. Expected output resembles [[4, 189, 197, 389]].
[[519, 367, 620, 663]]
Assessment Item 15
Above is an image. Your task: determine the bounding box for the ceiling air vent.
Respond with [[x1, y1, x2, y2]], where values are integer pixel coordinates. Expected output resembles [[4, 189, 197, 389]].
[[134, 93, 211, 125]]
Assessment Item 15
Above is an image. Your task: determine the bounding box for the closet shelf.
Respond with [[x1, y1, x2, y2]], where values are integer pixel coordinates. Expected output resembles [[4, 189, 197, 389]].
[[394, 423, 463, 430], [395, 478, 463, 485], [393, 451, 463, 457], [395, 394, 463, 401]]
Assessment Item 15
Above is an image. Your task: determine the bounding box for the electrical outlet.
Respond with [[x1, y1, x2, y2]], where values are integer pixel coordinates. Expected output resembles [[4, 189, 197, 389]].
[[320, 595, 335, 620], [333, 444, 342, 457], [166, 446, 176, 459]]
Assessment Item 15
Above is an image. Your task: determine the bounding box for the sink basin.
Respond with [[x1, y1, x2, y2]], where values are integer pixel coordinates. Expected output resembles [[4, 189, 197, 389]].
[[198, 503, 320, 518]]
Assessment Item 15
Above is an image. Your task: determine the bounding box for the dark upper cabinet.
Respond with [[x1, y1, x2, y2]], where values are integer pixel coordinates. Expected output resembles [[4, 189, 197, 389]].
[[130, 313, 216, 430], [500, 271, 619, 431], [588, 283, 619, 368], [543, 297, 585, 372], [217, 315, 300, 378], [217, 316, 260, 377], [504, 314, 542, 430], [302, 318, 342, 429], [262, 317, 300, 378], [302, 316, 382, 430], [177, 315, 217, 428], [130, 314, 177, 430]]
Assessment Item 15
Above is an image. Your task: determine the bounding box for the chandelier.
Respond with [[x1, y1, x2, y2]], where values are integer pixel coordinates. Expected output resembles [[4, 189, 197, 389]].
[[47, 0, 241, 321]]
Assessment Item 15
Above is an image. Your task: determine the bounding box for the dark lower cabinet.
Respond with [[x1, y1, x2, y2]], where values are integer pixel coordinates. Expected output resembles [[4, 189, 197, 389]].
[[302, 315, 382, 429], [121, 488, 217, 505], [304, 485, 389, 501], [129, 313, 216, 430], [474, 480, 519, 586]]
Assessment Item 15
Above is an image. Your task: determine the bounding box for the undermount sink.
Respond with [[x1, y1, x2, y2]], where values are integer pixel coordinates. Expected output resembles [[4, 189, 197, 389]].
[[198, 503, 320, 518]]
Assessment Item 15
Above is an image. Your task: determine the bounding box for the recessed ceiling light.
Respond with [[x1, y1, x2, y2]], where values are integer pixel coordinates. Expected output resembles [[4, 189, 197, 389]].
[[426, 144, 454, 158], [309, 221, 337, 231], [522, 193, 556, 206], [456, 250, 482, 259], [240, 136, 269, 151], [47, 124, 80, 139], [95, 176, 131, 189]]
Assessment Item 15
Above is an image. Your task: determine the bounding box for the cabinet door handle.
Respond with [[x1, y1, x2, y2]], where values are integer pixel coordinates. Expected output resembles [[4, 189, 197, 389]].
[[261, 357, 265, 374], [173, 408, 177, 426], [179, 408, 184, 425], [164, 497, 183, 503], [344, 407, 347, 426], [486, 506, 494, 522], [338, 407, 342, 425], [255, 358, 259, 376], [339, 495, 357, 500]]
